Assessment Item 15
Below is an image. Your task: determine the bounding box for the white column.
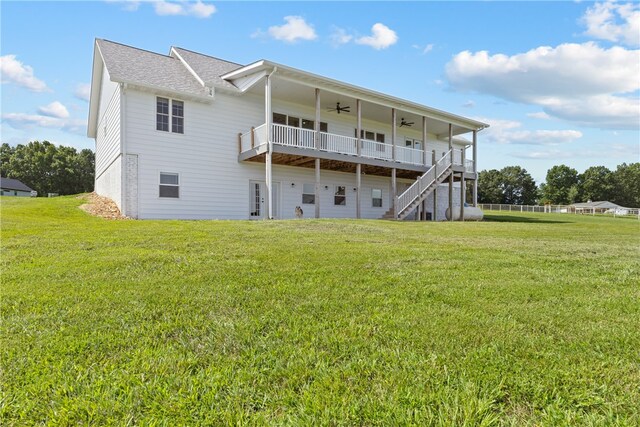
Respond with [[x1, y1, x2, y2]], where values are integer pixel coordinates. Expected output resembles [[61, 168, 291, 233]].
[[448, 124, 453, 221], [356, 99, 362, 219], [422, 116, 428, 166], [314, 88, 320, 149], [315, 158, 320, 218], [392, 168, 397, 218], [472, 130, 478, 207], [391, 108, 397, 161], [265, 74, 273, 219]]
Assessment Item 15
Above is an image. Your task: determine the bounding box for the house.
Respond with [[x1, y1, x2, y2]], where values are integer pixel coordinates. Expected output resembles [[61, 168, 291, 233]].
[[570, 201, 632, 215], [88, 39, 488, 220], [0, 177, 35, 197]]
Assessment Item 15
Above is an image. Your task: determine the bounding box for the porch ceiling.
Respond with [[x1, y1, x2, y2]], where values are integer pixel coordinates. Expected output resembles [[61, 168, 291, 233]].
[[246, 77, 474, 138], [245, 152, 426, 179]]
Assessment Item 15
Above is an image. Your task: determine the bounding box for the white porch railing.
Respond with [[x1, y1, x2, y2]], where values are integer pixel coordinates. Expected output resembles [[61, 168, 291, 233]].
[[453, 148, 463, 166], [360, 139, 393, 160], [241, 123, 464, 170], [396, 145, 424, 166], [465, 159, 474, 173], [320, 132, 358, 155], [240, 124, 268, 152], [396, 149, 453, 217]]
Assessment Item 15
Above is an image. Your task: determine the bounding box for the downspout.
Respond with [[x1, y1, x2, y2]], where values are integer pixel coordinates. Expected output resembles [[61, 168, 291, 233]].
[[120, 82, 127, 216]]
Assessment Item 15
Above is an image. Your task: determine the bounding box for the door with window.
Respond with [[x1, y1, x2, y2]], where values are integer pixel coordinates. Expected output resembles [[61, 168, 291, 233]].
[[249, 181, 280, 219]]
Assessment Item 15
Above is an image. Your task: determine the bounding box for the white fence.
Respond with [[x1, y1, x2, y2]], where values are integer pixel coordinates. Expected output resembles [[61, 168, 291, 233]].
[[479, 203, 640, 218]]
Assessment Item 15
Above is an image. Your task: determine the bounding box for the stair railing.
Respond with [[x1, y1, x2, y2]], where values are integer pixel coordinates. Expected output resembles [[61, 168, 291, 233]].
[[396, 149, 453, 217]]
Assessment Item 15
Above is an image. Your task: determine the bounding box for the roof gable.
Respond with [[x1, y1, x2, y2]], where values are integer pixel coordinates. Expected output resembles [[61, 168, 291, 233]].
[[170, 47, 242, 91], [1, 177, 33, 192]]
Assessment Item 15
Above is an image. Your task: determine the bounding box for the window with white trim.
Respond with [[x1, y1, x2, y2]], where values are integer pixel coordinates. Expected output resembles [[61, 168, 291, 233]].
[[302, 183, 315, 204], [334, 186, 346, 206], [157, 97, 184, 134], [159, 172, 179, 198], [372, 188, 383, 207]]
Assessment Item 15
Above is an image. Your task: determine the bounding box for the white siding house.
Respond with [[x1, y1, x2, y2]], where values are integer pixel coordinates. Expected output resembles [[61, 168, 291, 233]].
[[88, 40, 488, 220]]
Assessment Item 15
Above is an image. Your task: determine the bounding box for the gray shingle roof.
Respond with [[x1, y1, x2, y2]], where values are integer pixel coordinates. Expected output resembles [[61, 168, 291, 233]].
[[96, 39, 210, 98], [1, 177, 33, 192], [171, 47, 241, 90]]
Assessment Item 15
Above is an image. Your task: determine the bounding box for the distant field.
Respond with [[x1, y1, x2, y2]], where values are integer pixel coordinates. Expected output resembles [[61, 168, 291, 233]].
[[2, 196, 639, 425]]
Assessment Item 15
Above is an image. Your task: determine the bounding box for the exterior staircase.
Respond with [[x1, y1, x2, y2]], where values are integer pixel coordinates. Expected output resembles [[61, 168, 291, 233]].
[[382, 149, 453, 220]]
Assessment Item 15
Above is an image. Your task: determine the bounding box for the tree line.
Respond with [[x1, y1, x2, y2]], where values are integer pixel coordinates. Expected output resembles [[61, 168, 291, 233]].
[[478, 163, 640, 208], [1, 141, 94, 196]]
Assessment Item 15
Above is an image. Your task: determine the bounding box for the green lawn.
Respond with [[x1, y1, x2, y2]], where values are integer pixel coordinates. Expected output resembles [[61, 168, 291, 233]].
[[2, 196, 639, 426]]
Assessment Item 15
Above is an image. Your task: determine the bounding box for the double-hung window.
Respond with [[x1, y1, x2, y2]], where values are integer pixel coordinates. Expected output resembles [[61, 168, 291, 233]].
[[159, 172, 179, 198], [302, 183, 315, 204], [334, 186, 346, 206], [372, 188, 383, 208], [157, 97, 184, 134]]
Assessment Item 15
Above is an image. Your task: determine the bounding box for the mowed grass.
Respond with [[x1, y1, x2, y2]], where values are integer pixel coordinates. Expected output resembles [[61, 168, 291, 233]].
[[1, 196, 639, 426]]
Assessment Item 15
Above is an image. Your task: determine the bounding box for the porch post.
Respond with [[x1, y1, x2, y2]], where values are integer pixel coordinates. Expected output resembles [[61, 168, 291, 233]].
[[432, 150, 437, 221], [448, 124, 453, 222], [314, 88, 320, 149], [422, 116, 428, 166], [472, 130, 478, 207], [265, 73, 273, 219], [356, 164, 361, 219], [356, 99, 362, 219], [315, 158, 320, 218], [392, 168, 397, 218], [391, 108, 397, 161]]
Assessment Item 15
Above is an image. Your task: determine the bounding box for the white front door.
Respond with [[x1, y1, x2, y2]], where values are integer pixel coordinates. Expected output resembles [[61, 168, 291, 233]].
[[249, 181, 279, 219]]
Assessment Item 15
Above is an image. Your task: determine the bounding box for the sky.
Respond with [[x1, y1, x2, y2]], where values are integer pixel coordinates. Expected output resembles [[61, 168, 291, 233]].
[[1, 0, 638, 183]]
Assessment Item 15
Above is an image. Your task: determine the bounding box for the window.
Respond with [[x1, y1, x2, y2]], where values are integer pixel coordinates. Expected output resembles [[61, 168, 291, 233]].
[[159, 172, 179, 198], [302, 183, 315, 204], [334, 186, 346, 206], [372, 188, 383, 207], [157, 97, 184, 133], [405, 138, 422, 149], [273, 113, 287, 125], [172, 100, 184, 134], [356, 129, 386, 151], [273, 113, 327, 131], [156, 97, 169, 131]]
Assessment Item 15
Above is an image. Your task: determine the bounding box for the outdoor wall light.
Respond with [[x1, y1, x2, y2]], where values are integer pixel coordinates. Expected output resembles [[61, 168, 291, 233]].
[[353, 187, 357, 192], [291, 182, 295, 187], [324, 185, 329, 190]]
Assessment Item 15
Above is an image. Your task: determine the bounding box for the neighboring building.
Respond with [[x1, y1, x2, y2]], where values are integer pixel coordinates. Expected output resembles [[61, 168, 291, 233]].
[[0, 177, 35, 197], [570, 201, 632, 215], [88, 39, 488, 220]]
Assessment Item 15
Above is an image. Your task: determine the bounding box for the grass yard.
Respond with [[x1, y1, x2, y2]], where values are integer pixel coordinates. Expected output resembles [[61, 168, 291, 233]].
[[2, 196, 639, 426]]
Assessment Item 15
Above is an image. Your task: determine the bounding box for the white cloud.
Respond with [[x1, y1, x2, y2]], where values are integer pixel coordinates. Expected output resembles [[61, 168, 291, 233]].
[[413, 43, 434, 55], [512, 143, 638, 160], [0, 54, 48, 92], [38, 102, 70, 119], [581, 1, 640, 47], [2, 113, 86, 135], [267, 16, 317, 43], [475, 117, 583, 146], [355, 23, 398, 50], [153, 1, 216, 18], [105, 0, 141, 12], [446, 42, 640, 129], [527, 112, 551, 120], [462, 100, 475, 108], [330, 27, 353, 47], [74, 83, 91, 102]]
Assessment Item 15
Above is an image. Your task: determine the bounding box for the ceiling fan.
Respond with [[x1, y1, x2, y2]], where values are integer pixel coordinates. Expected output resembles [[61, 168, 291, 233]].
[[399, 118, 414, 127], [327, 102, 351, 114]]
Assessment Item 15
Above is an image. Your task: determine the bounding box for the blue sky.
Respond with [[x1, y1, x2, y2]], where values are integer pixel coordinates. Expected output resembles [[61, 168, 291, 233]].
[[1, 0, 638, 183]]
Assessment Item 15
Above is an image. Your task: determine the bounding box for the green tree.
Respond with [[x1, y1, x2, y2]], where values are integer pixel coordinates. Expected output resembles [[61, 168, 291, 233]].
[[1, 143, 15, 177], [477, 169, 504, 203], [541, 165, 579, 204], [4, 141, 94, 196], [611, 163, 640, 208], [500, 166, 538, 205], [580, 166, 614, 202]]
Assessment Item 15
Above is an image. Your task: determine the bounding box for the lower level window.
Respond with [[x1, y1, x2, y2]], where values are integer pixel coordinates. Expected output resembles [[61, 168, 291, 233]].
[[372, 188, 382, 207], [302, 183, 315, 204], [334, 186, 346, 206], [159, 172, 179, 198]]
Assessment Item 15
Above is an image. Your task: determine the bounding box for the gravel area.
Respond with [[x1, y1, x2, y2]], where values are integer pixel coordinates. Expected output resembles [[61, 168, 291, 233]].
[[78, 193, 128, 220]]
